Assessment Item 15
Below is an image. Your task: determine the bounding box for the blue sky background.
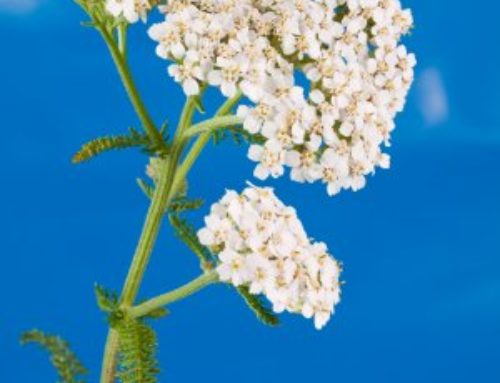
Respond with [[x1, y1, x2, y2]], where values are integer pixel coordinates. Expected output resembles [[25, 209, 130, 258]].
[[1, 1, 499, 382]]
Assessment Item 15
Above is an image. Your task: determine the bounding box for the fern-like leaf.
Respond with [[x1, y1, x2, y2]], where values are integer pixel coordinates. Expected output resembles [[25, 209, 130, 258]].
[[21, 329, 88, 383], [137, 178, 155, 199], [168, 196, 204, 213], [72, 128, 151, 164], [94, 283, 119, 313], [169, 214, 214, 269], [115, 317, 159, 383], [236, 286, 280, 327], [137, 179, 202, 215], [213, 125, 266, 146]]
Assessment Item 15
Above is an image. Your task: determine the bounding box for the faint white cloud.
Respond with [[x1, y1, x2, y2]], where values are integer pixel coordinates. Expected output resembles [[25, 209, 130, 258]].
[[0, 0, 39, 13], [417, 68, 449, 126]]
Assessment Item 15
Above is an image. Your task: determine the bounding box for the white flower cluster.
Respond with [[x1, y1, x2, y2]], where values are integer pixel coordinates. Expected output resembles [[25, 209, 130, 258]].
[[149, 0, 416, 196], [105, 0, 152, 23], [197, 185, 341, 329]]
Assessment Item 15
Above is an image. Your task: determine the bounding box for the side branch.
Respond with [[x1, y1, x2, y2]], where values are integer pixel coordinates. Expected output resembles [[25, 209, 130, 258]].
[[128, 271, 219, 319], [183, 115, 243, 138], [169, 92, 243, 199]]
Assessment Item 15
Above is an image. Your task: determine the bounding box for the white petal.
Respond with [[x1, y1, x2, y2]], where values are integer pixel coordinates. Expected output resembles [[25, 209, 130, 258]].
[[254, 164, 270, 180], [237, 105, 250, 118], [183, 78, 200, 96], [247, 145, 263, 162], [221, 82, 237, 98], [171, 43, 186, 60], [314, 312, 331, 330], [207, 70, 223, 86], [310, 89, 325, 104], [285, 150, 301, 167], [197, 228, 214, 246]]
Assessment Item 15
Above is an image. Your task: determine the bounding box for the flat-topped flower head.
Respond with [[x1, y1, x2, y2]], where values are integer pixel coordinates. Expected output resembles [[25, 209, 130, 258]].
[[197, 184, 342, 329], [149, 0, 416, 197]]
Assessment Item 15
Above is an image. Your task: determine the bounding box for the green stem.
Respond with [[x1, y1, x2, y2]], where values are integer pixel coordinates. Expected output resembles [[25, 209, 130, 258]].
[[129, 271, 219, 319], [120, 96, 199, 304], [99, 96, 197, 383], [100, 330, 119, 383], [183, 115, 242, 138], [99, 157, 173, 383], [97, 25, 165, 150], [178, 95, 199, 135], [117, 23, 127, 57], [216, 91, 244, 116], [171, 93, 243, 196], [161, 95, 198, 205], [120, 159, 175, 304]]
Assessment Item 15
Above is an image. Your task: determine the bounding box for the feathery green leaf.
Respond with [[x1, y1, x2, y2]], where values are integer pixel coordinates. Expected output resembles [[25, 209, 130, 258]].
[[168, 196, 204, 213], [169, 214, 214, 270], [115, 317, 159, 383], [137, 178, 155, 199], [72, 128, 151, 164], [137, 179, 201, 215], [21, 329, 88, 383], [94, 283, 119, 313], [236, 286, 280, 327], [213, 125, 266, 146]]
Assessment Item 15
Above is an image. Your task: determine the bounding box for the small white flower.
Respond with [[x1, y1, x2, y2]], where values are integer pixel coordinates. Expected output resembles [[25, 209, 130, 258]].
[[246, 253, 276, 294], [105, 0, 150, 23], [248, 140, 285, 180], [197, 213, 232, 248], [217, 249, 248, 286], [167, 54, 204, 96]]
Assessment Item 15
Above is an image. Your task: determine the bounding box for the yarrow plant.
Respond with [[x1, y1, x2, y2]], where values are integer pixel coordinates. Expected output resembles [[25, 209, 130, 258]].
[[22, 0, 415, 382]]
